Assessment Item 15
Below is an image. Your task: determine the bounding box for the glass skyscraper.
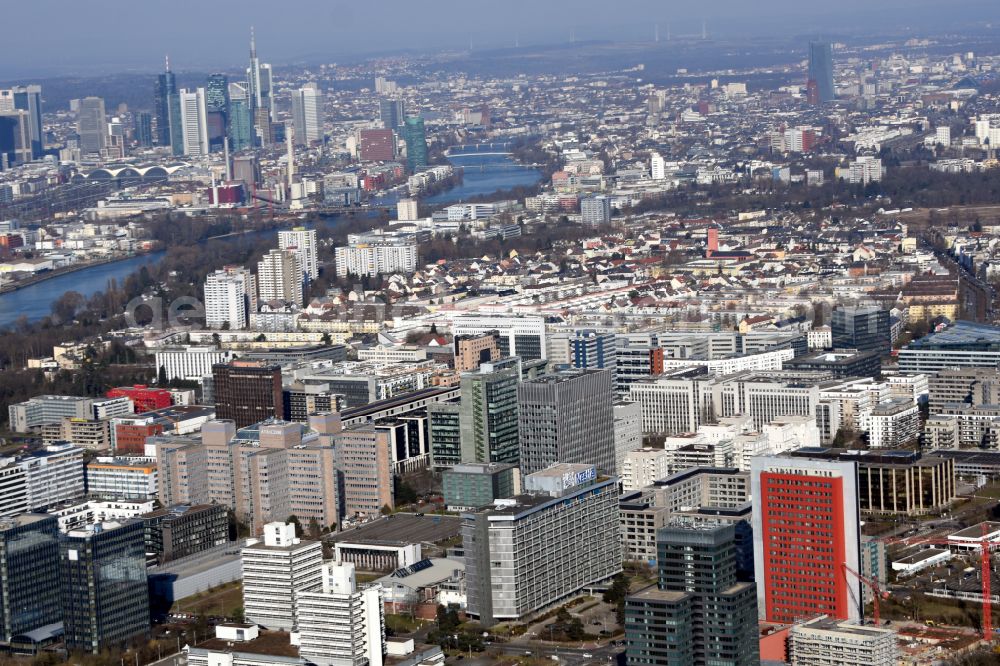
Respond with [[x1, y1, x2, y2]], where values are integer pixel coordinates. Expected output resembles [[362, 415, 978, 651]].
[[0, 514, 62, 645], [808, 41, 835, 103], [134, 111, 154, 147], [10, 86, 42, 158], [625, 523, 759, 665], [228, 83, 254, 152], [403, 115, 428, 172], [61, 521, 150, 654], [154, 63, 176, 147], [379, 97, 405, 130]]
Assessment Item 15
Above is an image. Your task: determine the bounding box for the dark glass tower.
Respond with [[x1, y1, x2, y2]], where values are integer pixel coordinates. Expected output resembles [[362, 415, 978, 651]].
[[134, 111, 154, 147], [0, 514, 62, 644], [625, 523, 759, 666], [154, 58, 176, 147], [831, 306, 891, 354], [808, 41, 835, 103], [379, 97, 405, 130], [61, 521, 150, 654], [403, 115, 428, 172], [11, 86, 42, 158]]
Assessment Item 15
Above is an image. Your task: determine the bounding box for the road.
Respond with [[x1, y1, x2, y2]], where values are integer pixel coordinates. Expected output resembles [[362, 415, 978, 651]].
[[497, 642, 623, 664]]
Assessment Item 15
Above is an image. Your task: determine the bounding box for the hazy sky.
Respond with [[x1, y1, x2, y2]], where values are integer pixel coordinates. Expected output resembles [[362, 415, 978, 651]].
[[2, 0, 998, 79]]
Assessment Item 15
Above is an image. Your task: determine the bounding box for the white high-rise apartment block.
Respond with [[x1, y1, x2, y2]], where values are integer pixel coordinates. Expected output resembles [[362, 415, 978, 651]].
[[650, 152, 666, 180], [334, 233, 418, 278], [935, 126, 951, 146], [241, 522, 323, 631], [278, 227, 319, 280], [204, 267, 256, 330], [397, 198, 419, 221], [178, 88, 209, 156], [296, 561, 385, 666], [257, 248, 304, 307], [291, 84, 323, 145], [846, 156, 884, 185]]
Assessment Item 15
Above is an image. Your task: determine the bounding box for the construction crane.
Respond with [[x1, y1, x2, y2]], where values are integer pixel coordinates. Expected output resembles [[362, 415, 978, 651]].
[[843, 563, 889, 626], [881, 523, 997, 641]]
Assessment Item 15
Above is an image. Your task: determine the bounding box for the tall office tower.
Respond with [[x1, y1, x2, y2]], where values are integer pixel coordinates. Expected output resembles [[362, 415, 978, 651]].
[[459, 361, 521, 465], [751, 455, 862, 624], [625, 523, 759, 666], [134, 111, 154, 147], [291, 84, 323, 145], [0, 515, 62, 644], [167, 89, 184, 156], [77, 96, 107, 155], [832, 306, 891, 354], [808, 41, 835, 103], [247, 27, 263, 118], [257, 247, 304, 307], [205, 74, 229, 152], [403, 115, 427, 172], [177, 88, 209, 157], [61, 521, 150, 654], [334, 426, 394, 519], [0, 110, 32, 167], [205, 73, 229, 114], [254, 108, 273, 146], [154, 57, 175, 146], [211, 361, 284, 428], [204, 266, 257, 330], [296, 561, 386, 666], [241, 522, 323, 631], [259, 64, 275, 117], [7, 85, 42, 158], [518, 369, 616, 475], [227, 82, 253, 151], [278, 227, 319, 280], [463, 464, 621, 626], [379, 97, 405, 130]]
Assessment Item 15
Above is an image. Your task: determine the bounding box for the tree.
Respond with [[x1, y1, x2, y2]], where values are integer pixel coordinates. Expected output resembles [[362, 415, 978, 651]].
[[51, 290, 85, 323], [286, 515, 303, 537], [394, 477, 419, 506], [157, 365, 168, 386], [307, 516, 322, 539]]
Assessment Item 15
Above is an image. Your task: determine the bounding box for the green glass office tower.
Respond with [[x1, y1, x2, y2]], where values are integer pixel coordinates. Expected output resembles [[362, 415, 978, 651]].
[[459, 361, 520, 465], [168, 92, 184, 156], [61, 521, 150, 654], [625, 523, 759, 666], [0, 515, 62, 646], [404, 115, 428, 172], [228, 83, 254, 152]]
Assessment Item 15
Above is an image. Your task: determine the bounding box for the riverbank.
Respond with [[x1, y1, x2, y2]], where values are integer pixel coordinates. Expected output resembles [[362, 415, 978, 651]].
[[0, 252, 156, 295]]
